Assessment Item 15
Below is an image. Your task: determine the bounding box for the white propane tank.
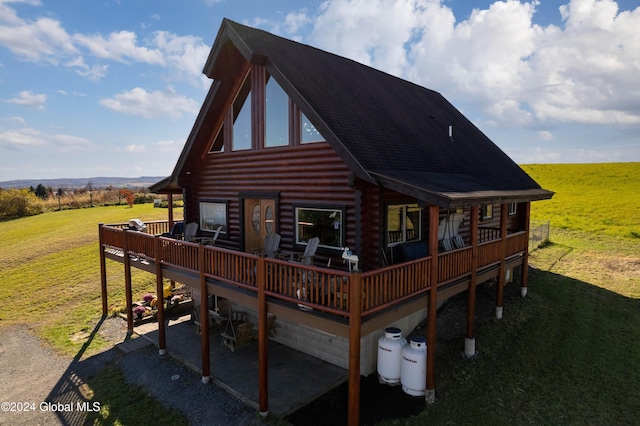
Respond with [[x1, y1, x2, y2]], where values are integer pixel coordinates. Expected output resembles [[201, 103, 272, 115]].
[[377, 327, 406, 385], [400, 336, 427, 396]]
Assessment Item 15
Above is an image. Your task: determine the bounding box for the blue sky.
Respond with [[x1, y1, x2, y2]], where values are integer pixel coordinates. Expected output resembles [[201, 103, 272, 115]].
[[1, 0, 639, 181]]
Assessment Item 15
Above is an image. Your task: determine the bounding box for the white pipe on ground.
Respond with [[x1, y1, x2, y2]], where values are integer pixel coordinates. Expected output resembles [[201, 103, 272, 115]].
[[495, 306, 503, 320]]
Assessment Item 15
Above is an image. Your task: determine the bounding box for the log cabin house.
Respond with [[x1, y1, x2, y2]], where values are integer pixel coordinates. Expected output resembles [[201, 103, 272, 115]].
[[98, 19, 553, 424]]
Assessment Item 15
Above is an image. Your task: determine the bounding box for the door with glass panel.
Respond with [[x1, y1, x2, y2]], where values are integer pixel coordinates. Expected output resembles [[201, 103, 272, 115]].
[[244, 198, 276, 254]]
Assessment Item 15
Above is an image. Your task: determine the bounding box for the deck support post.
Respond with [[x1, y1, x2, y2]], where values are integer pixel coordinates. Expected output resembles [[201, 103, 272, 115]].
[[154, 236, 166, 354], [495, 203, 508, 320], [98, 223, 108, 316], [257, 256, 269, 417], [123, 230, 134, 332], [198, 244, 211, 383], [465, 206, 480, 357], [347, 272, 362, 426], [426, 205, 439, 403], [520, 202, 531, 298]]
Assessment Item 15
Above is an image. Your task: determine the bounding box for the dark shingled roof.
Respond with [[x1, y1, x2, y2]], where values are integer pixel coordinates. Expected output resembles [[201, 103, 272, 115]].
[[173, 19, 552, 207]]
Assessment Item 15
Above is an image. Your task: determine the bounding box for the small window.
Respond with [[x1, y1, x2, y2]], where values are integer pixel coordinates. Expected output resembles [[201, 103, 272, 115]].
[[481, 204, 493, 220], [295, 207, 343, 249], [387, 204, 421, 246], [301, 112, 323, 143], [208, 123, 224, 153], [508, 202, 517, 216], [199, 201, 227, 234]]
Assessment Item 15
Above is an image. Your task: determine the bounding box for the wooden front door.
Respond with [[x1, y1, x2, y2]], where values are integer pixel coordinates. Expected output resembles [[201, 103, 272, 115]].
[[244, 198, 276, 254]]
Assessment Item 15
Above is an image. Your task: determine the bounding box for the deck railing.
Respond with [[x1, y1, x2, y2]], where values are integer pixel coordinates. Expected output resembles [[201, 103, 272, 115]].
[[100, 222, 529, 319]]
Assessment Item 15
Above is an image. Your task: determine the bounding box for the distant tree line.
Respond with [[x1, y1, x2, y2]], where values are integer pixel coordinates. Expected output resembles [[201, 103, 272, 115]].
[[0, 181, 179, 220]]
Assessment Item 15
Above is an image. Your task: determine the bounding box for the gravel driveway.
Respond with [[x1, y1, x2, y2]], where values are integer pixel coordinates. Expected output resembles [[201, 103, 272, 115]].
[[0, 321, 267, 426]]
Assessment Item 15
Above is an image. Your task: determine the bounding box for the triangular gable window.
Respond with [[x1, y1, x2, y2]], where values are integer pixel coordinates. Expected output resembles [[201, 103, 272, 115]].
[[208, 123, 224, 153], [301, 112, 323, 143]]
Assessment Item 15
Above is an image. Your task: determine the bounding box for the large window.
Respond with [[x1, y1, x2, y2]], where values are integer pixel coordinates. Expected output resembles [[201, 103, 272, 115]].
[[265, 75, 289, 147], [199, 201, 227, 233], [387, 204, 421, 245], [295, 207, 343, 249], [232, 72, 252, 151]]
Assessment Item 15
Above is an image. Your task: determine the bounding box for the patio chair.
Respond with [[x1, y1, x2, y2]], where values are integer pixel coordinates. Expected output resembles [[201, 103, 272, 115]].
[[161, 222, 184, 239], [192, 225, 223, 245], [254, 233, 281, 258], [184, 222, 198, 242], [296, 236, 320, 266]]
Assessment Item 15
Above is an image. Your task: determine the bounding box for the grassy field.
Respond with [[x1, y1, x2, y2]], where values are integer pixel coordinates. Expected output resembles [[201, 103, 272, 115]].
[[522, 162, 640, 239], [0, 204, 179, 355], [0, 162, 638, 424]]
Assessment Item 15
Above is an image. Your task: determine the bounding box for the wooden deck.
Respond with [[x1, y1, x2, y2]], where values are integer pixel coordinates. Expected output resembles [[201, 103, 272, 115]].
[[99, 220, 528, 336]]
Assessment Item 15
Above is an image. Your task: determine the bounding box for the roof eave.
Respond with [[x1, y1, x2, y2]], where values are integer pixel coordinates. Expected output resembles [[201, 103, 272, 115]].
[[372, 172, 554, 209]]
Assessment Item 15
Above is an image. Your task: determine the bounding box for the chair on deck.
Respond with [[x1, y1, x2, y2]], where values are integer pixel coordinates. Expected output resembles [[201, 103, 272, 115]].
[[184, 222, 198, 242], [254, 233, 281, 258], [296, 236, 320, 266], [161, 222, 184, 239]]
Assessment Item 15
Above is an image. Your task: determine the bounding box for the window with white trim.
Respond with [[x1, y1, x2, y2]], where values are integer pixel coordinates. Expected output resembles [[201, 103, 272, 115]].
[[199, 201, 227, 234]]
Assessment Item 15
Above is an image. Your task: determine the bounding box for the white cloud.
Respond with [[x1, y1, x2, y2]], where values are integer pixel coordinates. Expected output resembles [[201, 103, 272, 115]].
[[537, 130, 554, 141], [73, 30, 165, 64], [0, 126, 93, 151], [309, 0, 640, 130], [0, 2, 209, 84], [125, 144, 145, 153], [156, 139, 182, 152], [0, 11, 77, 63], [65, 56, 109, 81], [5, 90, 47, 109], [100, 86, 199, 119]]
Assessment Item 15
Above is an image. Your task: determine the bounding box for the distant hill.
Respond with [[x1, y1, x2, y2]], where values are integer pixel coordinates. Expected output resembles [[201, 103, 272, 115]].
[[0, 176, 166, 190]]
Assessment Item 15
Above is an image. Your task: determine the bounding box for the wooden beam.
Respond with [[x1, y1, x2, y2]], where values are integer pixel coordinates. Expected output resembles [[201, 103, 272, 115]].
[[199, 244, 211, 381], [99, 223, 108, 316], [155, 236, 166, 354], [521, 202, 531, 296], [465, 205, 479, 357], [347, 272, 362, 426], [123, 230, 133, 332], [426, 205, 439, 403], [257, 256, 269, 416], [496, 204, 508, 319]]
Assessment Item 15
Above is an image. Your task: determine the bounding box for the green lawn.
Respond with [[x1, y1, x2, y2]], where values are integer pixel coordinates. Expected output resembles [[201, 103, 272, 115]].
[[0, 203, 180, 355]]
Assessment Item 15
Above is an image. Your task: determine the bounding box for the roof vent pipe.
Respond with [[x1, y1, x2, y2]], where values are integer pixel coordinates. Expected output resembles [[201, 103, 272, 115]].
[[448, 125, 453, 141]]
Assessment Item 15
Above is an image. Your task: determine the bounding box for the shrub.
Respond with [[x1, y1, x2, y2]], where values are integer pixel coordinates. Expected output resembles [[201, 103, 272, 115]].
[[0, 188, 45, 218]]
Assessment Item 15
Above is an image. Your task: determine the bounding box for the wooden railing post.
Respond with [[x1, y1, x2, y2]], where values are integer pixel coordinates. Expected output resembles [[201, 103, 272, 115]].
[[123, 229, 134, 332], [199, 243, 211, 382], [347, 272, 362, 426], [257, 256, 269, 417], [155, 236, 166, 354], [426, 205, 439, 403], [465, 206, 479, 357], [98, 223, 108, 316]]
